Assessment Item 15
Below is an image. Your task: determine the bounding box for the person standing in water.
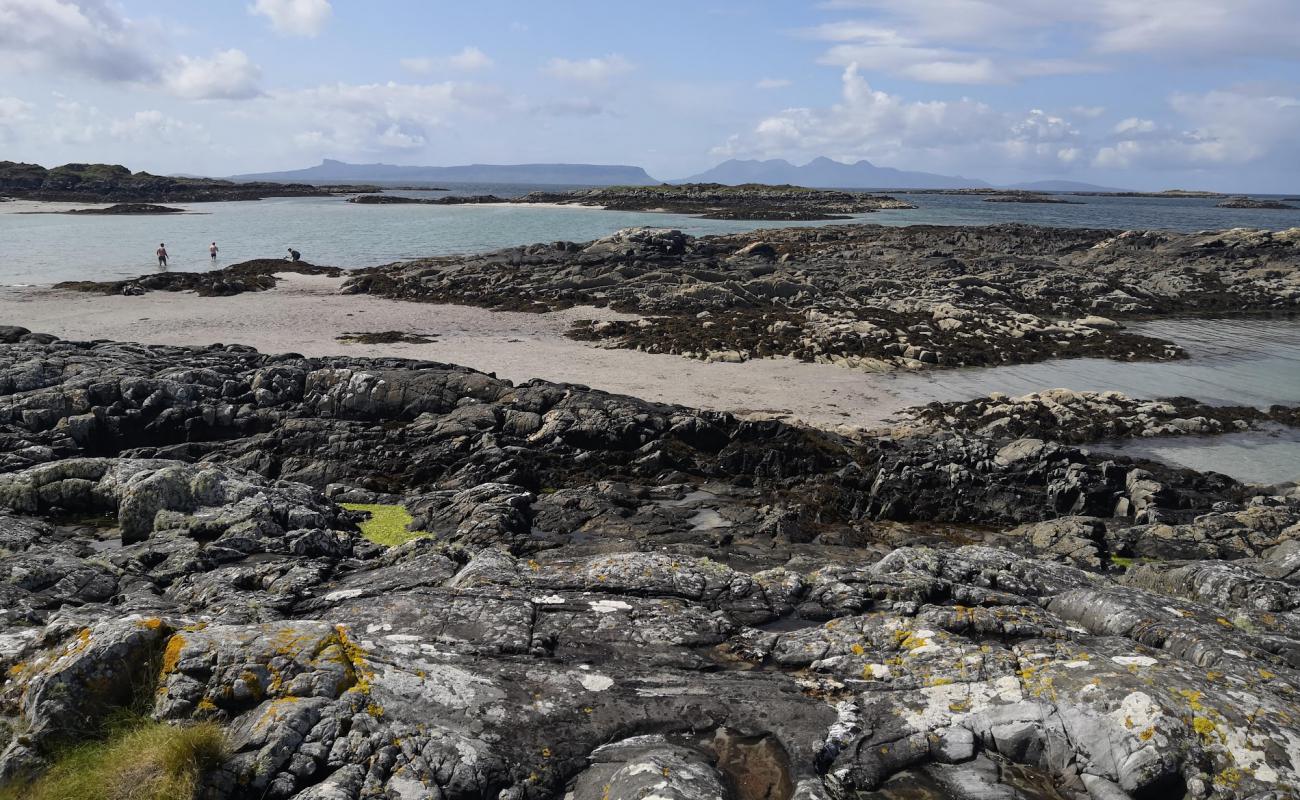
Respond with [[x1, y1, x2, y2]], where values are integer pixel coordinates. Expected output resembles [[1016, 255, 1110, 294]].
[[209, 242, 219, 261], [156, 243, 168, 268]]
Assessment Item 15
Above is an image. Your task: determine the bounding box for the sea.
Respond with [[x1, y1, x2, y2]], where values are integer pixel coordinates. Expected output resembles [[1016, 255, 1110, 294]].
[[1, 184, 1297, 484], [2, 183, 1299, 285]]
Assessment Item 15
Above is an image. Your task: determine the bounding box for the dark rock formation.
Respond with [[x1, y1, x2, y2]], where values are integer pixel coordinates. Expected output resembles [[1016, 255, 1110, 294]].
[[55, 259, 343, 297], [982, 193, 1083, 204], [901, 389, 1300, 444], [0, 161, 377, 203], [344, 223, 1300, 371], [1216, 196, 1298, 210], [505, 183, 917, 220], [347, 193, 507, 205], [64, 203, 186, 214], [0, 331, 1297, 798]]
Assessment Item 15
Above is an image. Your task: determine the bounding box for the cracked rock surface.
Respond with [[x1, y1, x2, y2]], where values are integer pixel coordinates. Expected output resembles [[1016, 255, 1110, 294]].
[[0, 331, 1298, 799]]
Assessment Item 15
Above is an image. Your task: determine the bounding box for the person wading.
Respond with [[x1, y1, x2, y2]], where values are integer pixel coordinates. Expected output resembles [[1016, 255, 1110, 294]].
[[209, 242, 219, 261], [156, 243, 169, 268]]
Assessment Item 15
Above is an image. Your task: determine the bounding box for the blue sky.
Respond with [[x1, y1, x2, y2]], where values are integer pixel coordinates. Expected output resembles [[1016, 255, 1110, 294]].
[[1, 0, 1298, 190]]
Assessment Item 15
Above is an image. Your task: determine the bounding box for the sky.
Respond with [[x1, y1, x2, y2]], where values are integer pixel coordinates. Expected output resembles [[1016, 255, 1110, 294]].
[[0, 0, 1298, 191]]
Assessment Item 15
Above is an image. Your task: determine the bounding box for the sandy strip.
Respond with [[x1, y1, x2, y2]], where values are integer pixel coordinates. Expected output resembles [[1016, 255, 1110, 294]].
[[0, 274, 916, 430]]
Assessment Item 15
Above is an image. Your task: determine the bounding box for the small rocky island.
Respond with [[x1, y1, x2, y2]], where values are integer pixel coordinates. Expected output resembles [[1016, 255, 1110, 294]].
[[0, 161, 376, 203], [516, 183, 916, 220], [64, 203, 186, 214], [1216, 196, 1298, 210], [982, 192, 1083, 204], [346, 194, 507, 205], [353, 183, 917, 220]]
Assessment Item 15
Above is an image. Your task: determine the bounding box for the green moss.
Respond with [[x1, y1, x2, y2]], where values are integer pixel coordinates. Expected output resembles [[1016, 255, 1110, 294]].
[[1109, 555, 1152, 568], [0, 717, 226, 800], [340, 503, 427, 546]]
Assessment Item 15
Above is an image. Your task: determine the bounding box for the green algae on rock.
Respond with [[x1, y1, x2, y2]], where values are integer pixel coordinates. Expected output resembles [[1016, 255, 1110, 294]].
[[340, 503, 427, 546]]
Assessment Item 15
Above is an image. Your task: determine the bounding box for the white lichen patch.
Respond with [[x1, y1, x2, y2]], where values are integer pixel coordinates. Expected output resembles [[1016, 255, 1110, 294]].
[[1111, 655, 1157, 667], [323, 588, 367, 601], [589, 599, 633, 614], [904, 676, 1022, 731], [531, 594, 565, 605], [1223, 725, 1277, 783], [579, 672, 615, 692], [1107, 691, 1164, 733]]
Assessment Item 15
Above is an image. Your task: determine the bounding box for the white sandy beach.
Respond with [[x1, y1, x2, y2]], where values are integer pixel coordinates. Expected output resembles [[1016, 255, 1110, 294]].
[[0, 273, 915, 430]]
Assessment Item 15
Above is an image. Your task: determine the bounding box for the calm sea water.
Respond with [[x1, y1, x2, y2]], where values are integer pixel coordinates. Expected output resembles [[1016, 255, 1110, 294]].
[[2, 184, 1298, 286], [885, 317, 1300, 484]]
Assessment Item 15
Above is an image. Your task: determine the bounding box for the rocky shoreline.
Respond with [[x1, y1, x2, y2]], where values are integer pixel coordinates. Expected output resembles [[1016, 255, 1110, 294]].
[[343, 223, 1300, 372], [0, 326, 1297, 799], [55, 260, 343, 297], [0, 161, 376, 203]]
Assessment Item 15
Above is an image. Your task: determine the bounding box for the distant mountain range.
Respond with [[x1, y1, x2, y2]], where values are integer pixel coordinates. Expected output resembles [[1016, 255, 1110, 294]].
[[230, 159, 659, 186], [227, 156, 1127, 193]]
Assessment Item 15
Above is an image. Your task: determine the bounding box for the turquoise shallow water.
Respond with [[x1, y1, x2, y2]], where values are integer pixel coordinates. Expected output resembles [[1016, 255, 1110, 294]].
[[2, 186, 1297, 286]]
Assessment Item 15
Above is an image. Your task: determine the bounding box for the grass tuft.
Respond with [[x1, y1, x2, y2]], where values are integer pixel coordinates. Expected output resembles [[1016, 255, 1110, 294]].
[[340, 503, 428, 546], [0, 716, 226, 800]]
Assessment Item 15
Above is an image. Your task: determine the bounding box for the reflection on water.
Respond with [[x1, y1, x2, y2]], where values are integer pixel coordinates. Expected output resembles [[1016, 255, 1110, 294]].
[[881, 317, 1300, 484]]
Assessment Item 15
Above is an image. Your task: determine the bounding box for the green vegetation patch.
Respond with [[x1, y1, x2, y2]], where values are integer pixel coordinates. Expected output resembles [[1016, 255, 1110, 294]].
[[340, 503, 428, 546], [0, 716, 226, 800]]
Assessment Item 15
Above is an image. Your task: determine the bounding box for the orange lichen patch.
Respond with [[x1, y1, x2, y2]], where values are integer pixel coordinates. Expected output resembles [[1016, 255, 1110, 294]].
[[136, 618, 165, 631], [160, 634, 186, 675], [60, 628, 94, 660]]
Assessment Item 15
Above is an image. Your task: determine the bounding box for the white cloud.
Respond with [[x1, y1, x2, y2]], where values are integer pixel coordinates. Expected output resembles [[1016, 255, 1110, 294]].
[[0, 95, 33, 141], [107, 109, 207, 144], [401, 46, 493, 75], [1095, 89, 1300, 170], [1092, 0, 1300, 58], [543, 54, 633, 83], [0, 0, 156, 81], [806, 21, 1099, 85], [44, 101, 206, 148], [167, 50, 262, 100], [756, 78, 792, 90], [256, 80, 509, 157], [803, 1, 1300, 87], [1069, 105, 1106, 119], [715, 63, 1086, 173], [1114, 117, 1156, 134], [0, 96, 32, 121], [249, 0, 331, 37]]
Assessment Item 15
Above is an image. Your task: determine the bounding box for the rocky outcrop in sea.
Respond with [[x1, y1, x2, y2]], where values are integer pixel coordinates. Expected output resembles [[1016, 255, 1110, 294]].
[[0, 329, 1298, 799], [505, 184, 917, 220]]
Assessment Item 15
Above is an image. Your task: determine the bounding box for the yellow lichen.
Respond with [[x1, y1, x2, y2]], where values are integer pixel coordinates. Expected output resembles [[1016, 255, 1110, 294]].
[[160, 634, 186, 675]]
